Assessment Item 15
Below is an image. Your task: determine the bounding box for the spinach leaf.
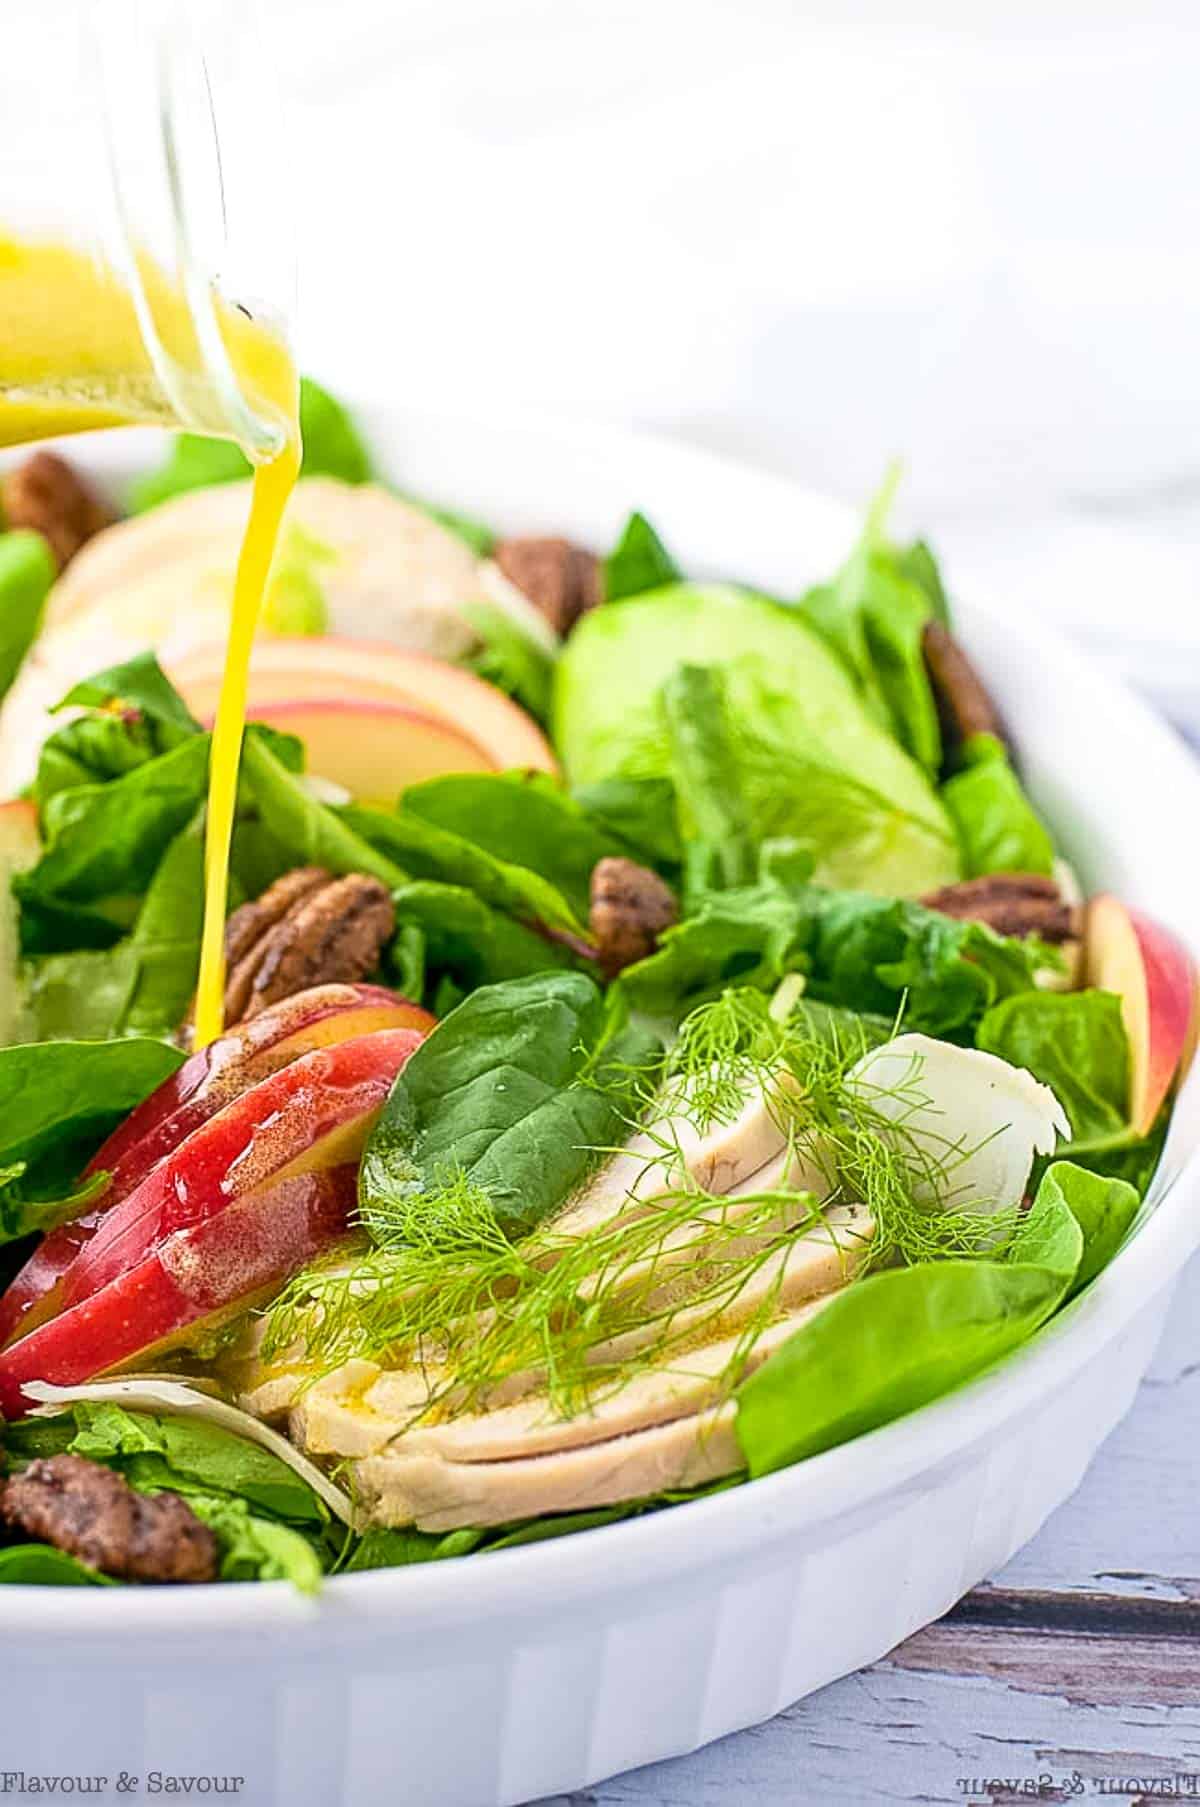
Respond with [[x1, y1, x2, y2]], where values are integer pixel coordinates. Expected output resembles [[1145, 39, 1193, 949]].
[[0, 531, 56, 701], [0, 1546, 113, 1586], [129, 376, 373, 511], [400, 772, 618, 921], [239, 735, 404, 888], [604, 511, 681, 602], [461, 601, 555, 723], [572, 775, 683, 874], [735, 1166, 1085, 1476], [32, 712, 163, 811], [0, 1038, 182, 1174], [360, 972, 661, 1241], [0, 1166, 108, 1247], [976, 989, 1131, 1152], [18, 734, 210, 939], [391, 882, 578, 999], [344, 1526, 485, 1570], [660, 665, 755, 894], [942, 734, 1055, 877], [56, 651, 201, 743], [342, 802, 586, 936], [23, 811, 206, 1043]]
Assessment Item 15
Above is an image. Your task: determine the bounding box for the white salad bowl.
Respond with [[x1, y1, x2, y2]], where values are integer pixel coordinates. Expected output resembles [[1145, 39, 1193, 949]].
[[3, 404, 1200, 1807]]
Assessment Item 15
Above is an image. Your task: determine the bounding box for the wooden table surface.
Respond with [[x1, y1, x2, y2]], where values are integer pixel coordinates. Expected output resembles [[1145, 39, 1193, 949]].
[[536, 1246, 1200, 1806]]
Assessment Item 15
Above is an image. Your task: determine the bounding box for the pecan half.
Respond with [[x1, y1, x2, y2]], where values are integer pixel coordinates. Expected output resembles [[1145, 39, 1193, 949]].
[[1, 1454, 218, 1584], [494, 535, 601, 636], [590, 857, 678, 980], [921, 873, 1080, 944], [1, 451, 114, 570], [922, 619, 1010, 765], [213, 866, 395, 1028]]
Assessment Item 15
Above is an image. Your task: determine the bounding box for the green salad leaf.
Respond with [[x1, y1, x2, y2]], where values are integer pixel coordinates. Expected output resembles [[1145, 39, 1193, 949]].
[[0, 1038, 182, 1174], [975, 989, 1131, 1152], [56, 650, 202, 743], [572, 775, 683, 875], [795, 468, 941, 775], [1, 1403, 334, 1591], [604, 512, 681, 603], [0, 530, 56, 702], [343, 802, 587, 938], [736, 1161, 1088, 1476], [128, 376, 372, 512], [238, 735, 403, 889], [0, 1546, 114, 1586], [661, 665, 756, 894], [620, 874, 1046, 1032], [941, 734, 1055, 877], [18, 734, 210, 947], [0, 1037, 182, 1245], [359, 972, 661, 1242], [391, 882, 577, 1001], [401, 773, 619, 921], [460, 601, 555, 724]]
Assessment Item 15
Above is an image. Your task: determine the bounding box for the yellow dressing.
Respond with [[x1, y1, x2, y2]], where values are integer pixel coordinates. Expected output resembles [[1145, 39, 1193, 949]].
[[0, 233, 301, 1048]]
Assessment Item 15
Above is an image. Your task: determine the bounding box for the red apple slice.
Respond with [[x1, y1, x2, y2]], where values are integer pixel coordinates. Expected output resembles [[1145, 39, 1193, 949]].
[[168, 637, 558, 775], [0, 1165, 359, 1415], [1086, 894, 1197, 1136], [0, 985, 433, 1348], [55, 1028, 423, 1314], [234, 700, 496, 803]]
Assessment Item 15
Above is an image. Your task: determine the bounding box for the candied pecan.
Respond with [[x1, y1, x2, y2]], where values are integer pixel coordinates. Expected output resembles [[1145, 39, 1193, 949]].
[[494, 535, 601, 636], [1, 451, 114, 570], [223, 868, 396, 1025], [922, 619, 1010, 766], [1, 1454, 218, 1584], [590, 856, 678, 980], [921, 873, 1080, 944]]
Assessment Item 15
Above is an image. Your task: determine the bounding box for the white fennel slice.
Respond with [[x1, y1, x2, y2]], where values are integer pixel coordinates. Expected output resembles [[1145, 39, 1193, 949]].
[[847, 1031, 1069, 1215]]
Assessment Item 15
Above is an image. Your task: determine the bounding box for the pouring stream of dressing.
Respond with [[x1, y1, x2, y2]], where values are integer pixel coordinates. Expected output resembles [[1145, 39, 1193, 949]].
[[0, 233, 301, 1048]]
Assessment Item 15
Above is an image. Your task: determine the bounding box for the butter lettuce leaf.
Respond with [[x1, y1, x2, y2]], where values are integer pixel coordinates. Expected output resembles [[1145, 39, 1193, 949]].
[[736, 1163, 1087, 1476], [975, 989, 1131, 1152], [942, 734, 1055, 877]]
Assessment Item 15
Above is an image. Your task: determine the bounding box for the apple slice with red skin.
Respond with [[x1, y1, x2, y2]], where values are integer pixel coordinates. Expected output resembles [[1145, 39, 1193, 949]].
[[231, 700, 497, 804], [54, 1028, 423, 1317], [0, 986, 433, 1349], [1086, 894, 1197, 1136], [0, 1165, 359, 1416], [169, 637, 558, 775]]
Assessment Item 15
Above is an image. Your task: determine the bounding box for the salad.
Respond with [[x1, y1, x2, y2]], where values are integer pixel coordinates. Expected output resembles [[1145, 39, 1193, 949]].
[[0, 384, 1192, 1589]]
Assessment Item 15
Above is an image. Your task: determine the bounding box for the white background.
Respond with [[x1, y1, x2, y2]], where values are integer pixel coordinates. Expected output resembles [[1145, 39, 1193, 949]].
[[270, 0, 1200, 725]]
